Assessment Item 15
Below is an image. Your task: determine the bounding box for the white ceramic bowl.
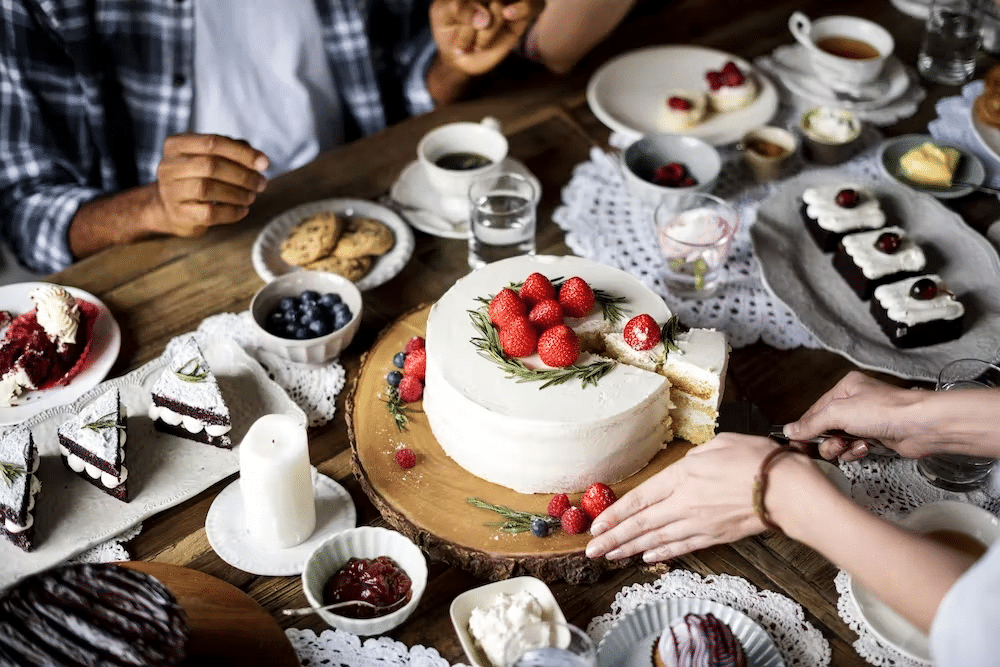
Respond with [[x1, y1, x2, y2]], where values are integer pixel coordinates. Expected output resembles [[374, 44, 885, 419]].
[[249, 271, 362, 364], [621, 134, 722, 208], [302, 526, 428, 635], [450, 577, 566, 667]]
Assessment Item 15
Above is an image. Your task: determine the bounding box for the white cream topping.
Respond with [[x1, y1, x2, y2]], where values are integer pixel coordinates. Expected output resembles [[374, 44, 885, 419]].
[[802, 184, 886, 233], [874, 275, 964, 325], [4, 470, 40, 534], [148, 404, 232, 437], [707, 77, 757, 112], [0, 367, 35, 407], [468, 591, 544, 667], [59, 444, 128, 488], [803, 107, 860, 144], [31, 284, 80, 349], [150, 337, 231, 427], [841, 227, 926, 280]]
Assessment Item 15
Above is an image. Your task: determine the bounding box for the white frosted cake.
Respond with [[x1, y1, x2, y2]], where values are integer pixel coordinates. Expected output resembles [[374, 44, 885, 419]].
[[424, 255, 729, 494]]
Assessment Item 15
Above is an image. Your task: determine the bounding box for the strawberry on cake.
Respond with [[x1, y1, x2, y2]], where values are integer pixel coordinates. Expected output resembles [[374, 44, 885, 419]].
[[0, 285, 99, 407], [423, 255, 730, 495], [662, 90, 708, 131], [704, 61, 757, 113]]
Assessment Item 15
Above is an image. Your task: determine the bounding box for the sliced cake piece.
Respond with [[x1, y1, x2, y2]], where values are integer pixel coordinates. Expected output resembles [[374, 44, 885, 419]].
[[833, 227, 926, 301], [57, 387, 129, 502], [148, 337, 232, 448], [0, 426, 41, 551], [800, 184, 887, 253], [870, 275, 965, 348]]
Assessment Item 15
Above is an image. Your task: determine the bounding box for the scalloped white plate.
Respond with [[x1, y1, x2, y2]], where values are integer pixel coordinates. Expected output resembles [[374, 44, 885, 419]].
[[586, 45, 779, 146], [596, 598, 784, 667], [252, 198, 415, 290], [0, 283, 121, 425]]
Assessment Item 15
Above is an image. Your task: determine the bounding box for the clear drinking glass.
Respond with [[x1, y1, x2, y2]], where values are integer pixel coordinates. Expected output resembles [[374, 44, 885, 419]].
[[502, 621, 596, 667], [916, 359, 1000, 492], [918, 0, 984, 85], [467, 171, 537, 270], [653, 192, 739, 299]]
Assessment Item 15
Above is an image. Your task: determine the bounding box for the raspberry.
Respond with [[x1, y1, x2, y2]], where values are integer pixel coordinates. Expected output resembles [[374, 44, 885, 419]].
[[722, 60, 740, 74], [652, 162, 697, 188], [561, 507, 589, 535], [580, 482, 617, 521], [519, 272, 556, 307], [667, 96, 693, 111], [719, 68, 744, 87], [705, 71, 723, 91], [394, 447, 417, 469], [488, 288, 527, 328], [537, 325, 580, 367], [528, 299, 564, 331], [547, 493, 571, 518], [397, 375, 423, 402], [623, 314, 661, 351], [558, 277, 596, 318], [499, 317, 538, 358], [404, 336, 425, 353], [403, 348, 426, 380]]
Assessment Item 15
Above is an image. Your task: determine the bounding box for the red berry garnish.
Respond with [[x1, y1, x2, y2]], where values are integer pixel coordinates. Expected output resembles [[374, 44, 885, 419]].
[[394, 447, 417, 469], [528, 298, 564, 331], [667, 96, 693, 111], [705, 71, 723, 91], [875, 232, 901, 254], [397, 375, 424, 402], [910, 278, 939, 300], [519, 272, 556, 307], [720, 69, 744, 87], [580, 482, 618, 521], [623, 314, 661, 351], [560, 507, 589, 535], [537, 324, 580, 367], [488, 288, 527, 328], [558, 277, 596, 318], [404, 336, 425, 353], [547, 493, 571, 518], [499, 316, 538, 358], [652, 162, 698, 188], [835, 189, 860, 208], [402, 348, 426, 380], [722, 61, 740, 74]]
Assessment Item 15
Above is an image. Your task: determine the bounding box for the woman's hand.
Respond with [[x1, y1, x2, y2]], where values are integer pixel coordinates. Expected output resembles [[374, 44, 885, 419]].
[[430, 0, 542, 77], [586, 434, 790, 563]]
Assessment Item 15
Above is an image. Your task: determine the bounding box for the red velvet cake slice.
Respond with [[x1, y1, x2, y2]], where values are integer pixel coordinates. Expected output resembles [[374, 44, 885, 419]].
[[0, 426, 41, 552], [57, 387, 129, 502], [148, 337, 232, 449]]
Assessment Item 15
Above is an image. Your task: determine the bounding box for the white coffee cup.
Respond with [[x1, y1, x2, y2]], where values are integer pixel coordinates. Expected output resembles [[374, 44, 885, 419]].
[[416, 117, 508, 199], [788, 12, 894, 90]]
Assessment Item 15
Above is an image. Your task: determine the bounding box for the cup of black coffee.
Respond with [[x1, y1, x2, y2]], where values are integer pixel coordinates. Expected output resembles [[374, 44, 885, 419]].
[[417, 118, 508, 199]]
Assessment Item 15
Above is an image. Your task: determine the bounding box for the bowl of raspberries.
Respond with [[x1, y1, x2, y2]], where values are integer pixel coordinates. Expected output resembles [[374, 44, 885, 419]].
[[621, 133, 721, 209], [250, 270, 362, 364]]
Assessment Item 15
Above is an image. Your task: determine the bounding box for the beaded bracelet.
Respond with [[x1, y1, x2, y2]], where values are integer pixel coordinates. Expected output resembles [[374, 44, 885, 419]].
[[752, 446, 806, 534]]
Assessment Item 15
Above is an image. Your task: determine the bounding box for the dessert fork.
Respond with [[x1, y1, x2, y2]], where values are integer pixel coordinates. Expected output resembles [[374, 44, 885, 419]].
[[282, 596, 408, 617], [767, 426, 896, 458]]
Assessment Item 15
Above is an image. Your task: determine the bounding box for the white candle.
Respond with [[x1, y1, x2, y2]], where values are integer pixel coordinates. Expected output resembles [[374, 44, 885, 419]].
[[239, 414, 316, 548]]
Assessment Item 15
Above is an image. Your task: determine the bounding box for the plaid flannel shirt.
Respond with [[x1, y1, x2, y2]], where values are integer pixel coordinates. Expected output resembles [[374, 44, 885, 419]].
[[0, 0, 436, 274]]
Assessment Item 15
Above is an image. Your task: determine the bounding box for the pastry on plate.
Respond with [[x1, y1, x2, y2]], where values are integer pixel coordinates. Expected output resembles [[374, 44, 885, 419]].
[[870, 274, 964, 348], [57, 387, 130, 502], [651, 612, 746, 667], [704, 61, 757, 112], [662, 90, 708, 131], [899, 142, 961, 188], [800, 184, 886, 253], [833, 226, 926, 300], [0, 425, 41, 551]]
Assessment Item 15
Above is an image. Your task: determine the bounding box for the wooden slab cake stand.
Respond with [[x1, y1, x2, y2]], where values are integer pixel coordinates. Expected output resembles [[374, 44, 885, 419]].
[[348, 305, 694, 584]]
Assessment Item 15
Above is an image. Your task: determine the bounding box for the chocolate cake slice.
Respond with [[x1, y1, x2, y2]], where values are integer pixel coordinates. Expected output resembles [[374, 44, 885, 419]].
[[870, 275, 965, 348], [800, 184, 886, 252], [833, 227, 926, 300], [148, 337, 232, 449], [57, 387, 129, 502], [0, 426, 41, 552], [0, 563, 188, 666]]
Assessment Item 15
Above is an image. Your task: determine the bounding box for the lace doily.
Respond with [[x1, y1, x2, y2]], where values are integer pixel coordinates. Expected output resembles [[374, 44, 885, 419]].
[[586, 569, 831, 667], [288, 627, 457, 667], [70, 523, 141, 565], [554, 120, 892, 350], [177, 311, 347, 428]]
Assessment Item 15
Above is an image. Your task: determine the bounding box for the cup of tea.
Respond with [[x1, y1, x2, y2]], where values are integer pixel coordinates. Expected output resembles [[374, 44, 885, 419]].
[[900, 500, 1000, 561], [788, 12, 894, 90], [417, 118, 508, 199]]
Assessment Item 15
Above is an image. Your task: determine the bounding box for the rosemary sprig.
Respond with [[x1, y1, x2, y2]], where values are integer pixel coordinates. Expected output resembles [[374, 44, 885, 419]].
[[382, 387, 420, 432], [0, 462, 25, 486], [469, 308, 616, 389], [467, 498, 555, 534], [655, 315, 687, 367], [84, 411, 123, 432], [174, 358, 209, 383]]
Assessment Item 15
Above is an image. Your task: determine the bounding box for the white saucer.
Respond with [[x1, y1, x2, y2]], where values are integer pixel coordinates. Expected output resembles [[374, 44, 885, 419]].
[[389, 157, 541, 240], [206, 467, 356, 576], [769, 44, 911, 110]]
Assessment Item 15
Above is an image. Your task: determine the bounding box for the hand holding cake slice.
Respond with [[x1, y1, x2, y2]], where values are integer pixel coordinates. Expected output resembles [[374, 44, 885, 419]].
[[148, 337, 232, 449], [57, 387, 129, 502], [0, 426, 41, 551]]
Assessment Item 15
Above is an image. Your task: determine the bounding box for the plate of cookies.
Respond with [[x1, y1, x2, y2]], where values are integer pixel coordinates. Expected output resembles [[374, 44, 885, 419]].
[[252, 198, 415, 290]]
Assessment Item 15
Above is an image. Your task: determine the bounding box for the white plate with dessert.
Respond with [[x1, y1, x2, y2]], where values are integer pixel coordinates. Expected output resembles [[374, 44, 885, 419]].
[[596, 597, 784, 667], [878, 134, 986, 199], [753, 170, 1000, 382], [0, 283, 121, 425], [586, 45, 779, 146], [252, 198, 415, 290]]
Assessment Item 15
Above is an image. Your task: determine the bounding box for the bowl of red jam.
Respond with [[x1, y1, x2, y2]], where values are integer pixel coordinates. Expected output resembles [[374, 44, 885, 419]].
[[302, 526, 427, 635]]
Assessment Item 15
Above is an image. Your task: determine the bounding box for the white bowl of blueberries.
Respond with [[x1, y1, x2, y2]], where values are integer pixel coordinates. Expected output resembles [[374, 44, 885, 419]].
[[250, 271, 362, 364]]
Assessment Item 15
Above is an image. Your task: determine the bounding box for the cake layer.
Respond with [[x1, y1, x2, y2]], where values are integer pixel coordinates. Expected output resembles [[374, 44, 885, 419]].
[[0, 426, 40, 552], [425, 255, 675, 494]]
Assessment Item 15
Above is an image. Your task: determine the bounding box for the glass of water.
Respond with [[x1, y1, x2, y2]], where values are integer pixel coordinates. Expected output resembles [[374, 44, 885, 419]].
[[916, 358, 1000, 492], [468, 171, 537, 270], [918, 0, 984, 85], [503, 621, 596, 667]]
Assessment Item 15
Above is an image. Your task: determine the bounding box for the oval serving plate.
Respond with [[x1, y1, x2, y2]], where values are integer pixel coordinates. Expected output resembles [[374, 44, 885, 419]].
[[878, 134, 985, 200], [596, 597, 785, 667], [252, 197, 415, 290]]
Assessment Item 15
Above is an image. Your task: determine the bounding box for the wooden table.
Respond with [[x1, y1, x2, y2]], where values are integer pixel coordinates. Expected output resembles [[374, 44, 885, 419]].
[[46, 1, 1000, 664]]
